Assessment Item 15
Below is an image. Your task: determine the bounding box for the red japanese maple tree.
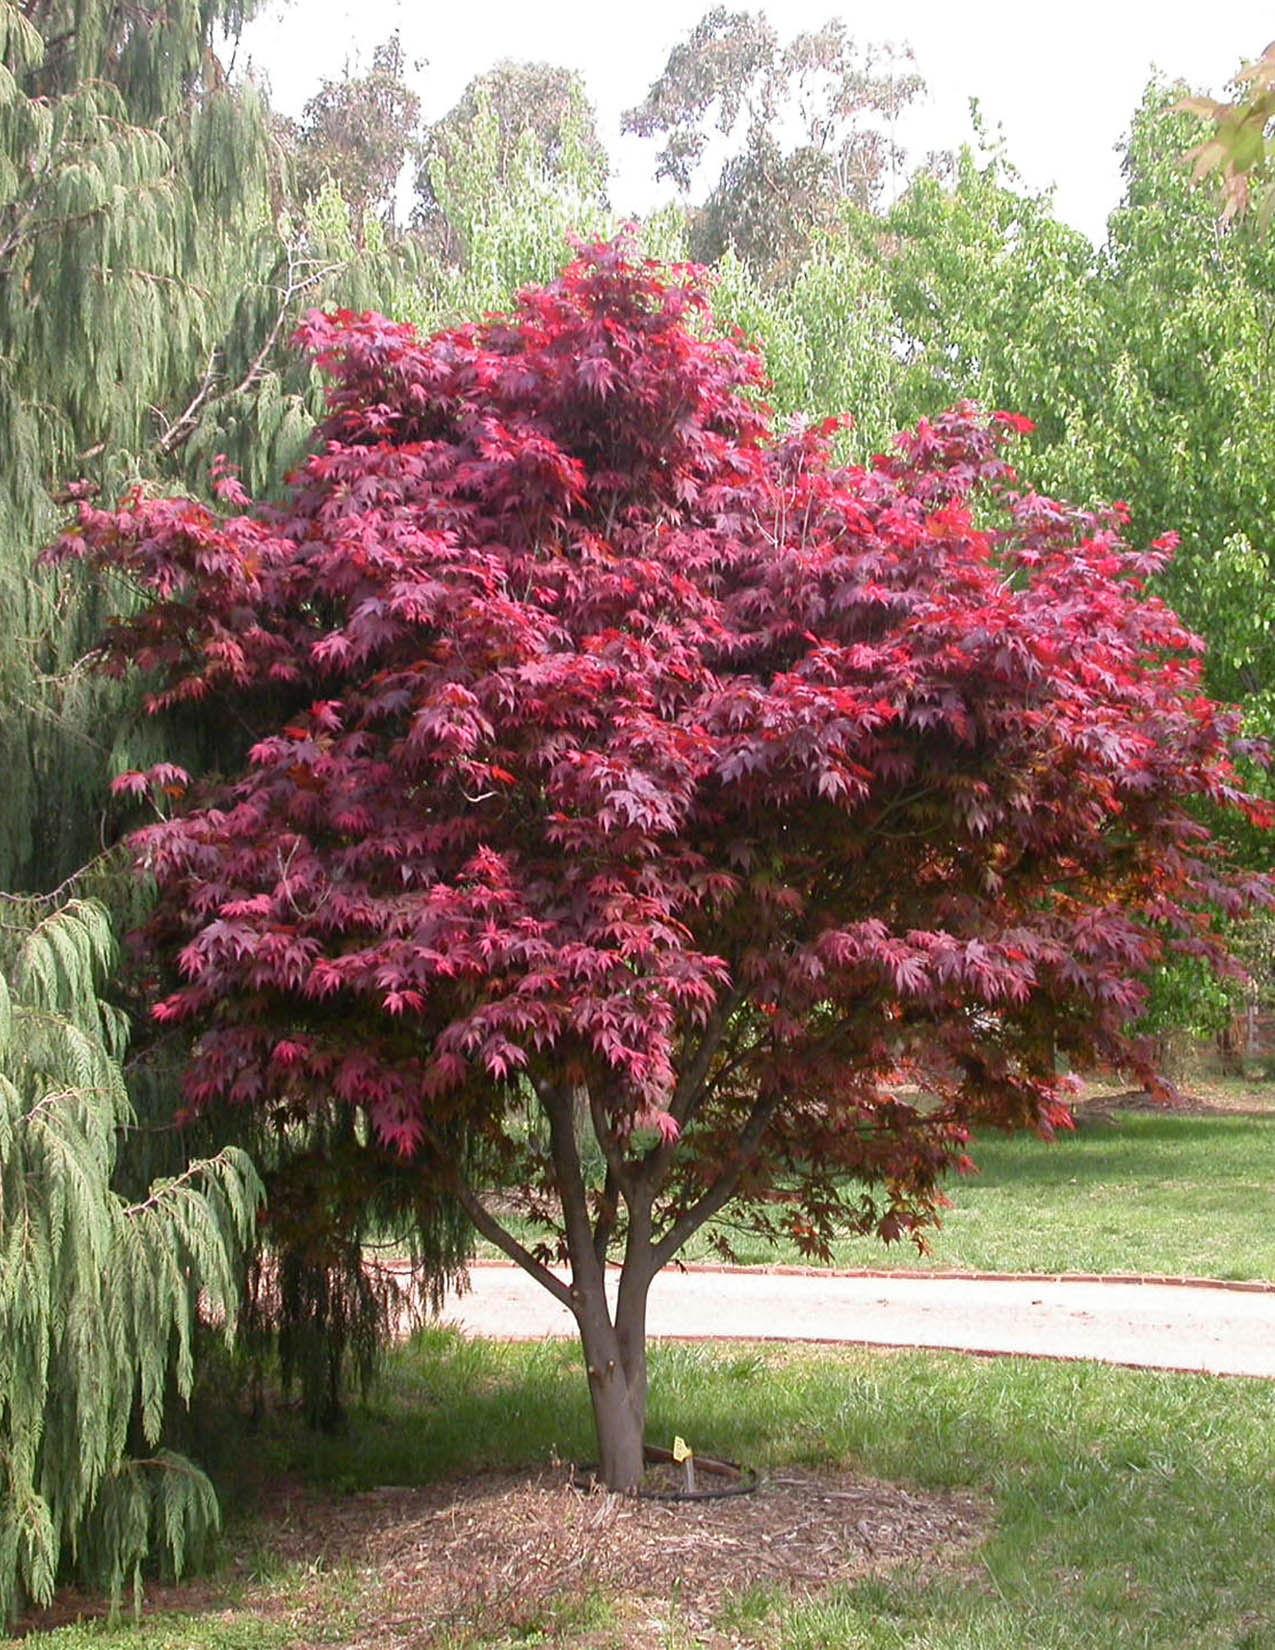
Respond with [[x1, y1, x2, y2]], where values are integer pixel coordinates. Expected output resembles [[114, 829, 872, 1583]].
[[55, 238, 1270, 1489]]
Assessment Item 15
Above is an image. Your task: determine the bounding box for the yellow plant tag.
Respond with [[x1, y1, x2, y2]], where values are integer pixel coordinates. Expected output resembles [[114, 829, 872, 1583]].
[[672, 1435, 692, 1463]]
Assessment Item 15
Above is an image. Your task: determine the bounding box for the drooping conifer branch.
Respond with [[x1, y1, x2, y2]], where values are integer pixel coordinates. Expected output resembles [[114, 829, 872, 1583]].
[[0, 897, 262, 1622]]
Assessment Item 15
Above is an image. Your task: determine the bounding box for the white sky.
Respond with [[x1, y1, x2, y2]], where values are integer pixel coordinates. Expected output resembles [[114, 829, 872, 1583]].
[[234, 1, 1275, 246]]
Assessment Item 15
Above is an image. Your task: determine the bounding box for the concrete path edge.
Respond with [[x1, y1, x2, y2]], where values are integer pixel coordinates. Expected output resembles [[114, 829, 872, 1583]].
[[462, 1256, 1275, 1293]]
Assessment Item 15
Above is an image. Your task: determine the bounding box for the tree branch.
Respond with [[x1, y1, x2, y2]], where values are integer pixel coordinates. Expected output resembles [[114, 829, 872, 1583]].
[[152, 344, 219, 457], [443, 1172, 574, 1310], [541, 1080, 608, 1299], [650, 1089, 779, 1270], [629, 984, 751, 1199], [154, 246, 340, 458], [0, 849, 119, 910], [669, 982, 748, 1125], [592, 1163, 619, 1268]]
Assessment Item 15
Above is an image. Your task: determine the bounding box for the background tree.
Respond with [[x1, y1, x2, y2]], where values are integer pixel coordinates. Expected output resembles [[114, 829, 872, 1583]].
[[414, 62, 608, 261], [280, 34, 421, 236], [724, 110, 1275, 1051], [1090, 87, 1275, 757], [56, 243, 1269, 1492], [708, 238, 898, 457], [0, 895, 260, 1620], [824, 92, 1275, 768], [623, 8, 921, 273], [854, 147, 1105, 478], [400, 78, 692, 338]]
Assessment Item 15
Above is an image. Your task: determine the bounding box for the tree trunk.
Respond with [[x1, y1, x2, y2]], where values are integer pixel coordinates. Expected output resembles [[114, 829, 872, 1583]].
[[571, 1264, 649, 1492], [541, 1079, 653, 1493]]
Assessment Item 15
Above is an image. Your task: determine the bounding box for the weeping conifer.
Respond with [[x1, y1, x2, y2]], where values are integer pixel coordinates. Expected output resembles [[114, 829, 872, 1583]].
[[0, 1, 431, 893], [0, 2, 541, 1438], [0, 0, 268, 891], [0, 894, 261, 1621]]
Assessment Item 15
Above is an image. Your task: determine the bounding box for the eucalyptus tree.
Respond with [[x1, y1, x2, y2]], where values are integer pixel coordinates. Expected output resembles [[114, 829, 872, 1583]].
[[282, 33, 421, 235], [623, 7, 921, 275]]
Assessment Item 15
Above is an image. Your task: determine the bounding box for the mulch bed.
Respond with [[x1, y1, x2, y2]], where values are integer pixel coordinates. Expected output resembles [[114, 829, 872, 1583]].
[[1074, 1088, 1238, 1118], [293, 1465, 989, 1646], [12, 1466, 990, 1647]]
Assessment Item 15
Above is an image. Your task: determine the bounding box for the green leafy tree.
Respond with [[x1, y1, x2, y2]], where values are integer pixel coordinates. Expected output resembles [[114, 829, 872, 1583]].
[[403, 74, 691, 335], [414, 61, 608, 260], [1095, 87, 1275, 740], [708, 238, 897, 456], [0, 895, 260, 1620], [861, 151, 1104, 477], [837, 95, 1275, 751], [834, 92, 1275, 1044]]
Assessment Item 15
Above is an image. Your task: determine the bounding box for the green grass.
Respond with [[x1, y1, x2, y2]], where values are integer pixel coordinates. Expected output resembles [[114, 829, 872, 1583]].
[[2, 1625, 298, 1649], [677, 1110, 1275, 1280], [14, 1092, 1275, 1647], [12, 1329, 1275, 1648], [470, 1107, 1275, 1280]]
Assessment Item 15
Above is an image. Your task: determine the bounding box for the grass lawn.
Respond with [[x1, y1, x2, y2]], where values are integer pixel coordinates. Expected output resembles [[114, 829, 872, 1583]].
[[685, 1105, 1275, 1279], [9, 1329, 1275, 1649], [469, 1088, 1275, 1282], [11, 1083, 1274, 1647]]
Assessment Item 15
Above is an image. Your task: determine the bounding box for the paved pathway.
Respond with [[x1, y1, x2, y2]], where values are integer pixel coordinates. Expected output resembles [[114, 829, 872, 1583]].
[[438, 1263, 1275, 1378]]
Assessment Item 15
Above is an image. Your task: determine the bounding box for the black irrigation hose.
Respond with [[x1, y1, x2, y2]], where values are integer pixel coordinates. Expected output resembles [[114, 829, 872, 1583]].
[[570, 1445, 760, 1502]]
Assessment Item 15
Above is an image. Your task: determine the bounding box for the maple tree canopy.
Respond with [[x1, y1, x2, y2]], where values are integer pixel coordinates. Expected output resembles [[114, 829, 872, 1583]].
[[53, 236, 1271, 1486]]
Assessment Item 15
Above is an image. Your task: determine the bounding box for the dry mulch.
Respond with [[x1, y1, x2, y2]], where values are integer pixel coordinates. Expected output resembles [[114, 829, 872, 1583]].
[[13, 1466, 989, 1648], [1074, 1087, 1250, 1118], [279, 1464, 989, 1647]]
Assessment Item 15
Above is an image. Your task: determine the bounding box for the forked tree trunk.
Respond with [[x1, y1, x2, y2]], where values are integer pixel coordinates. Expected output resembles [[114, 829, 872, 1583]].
[[536, 1080, 656, 1492], [570, 1253, 652, 1492], [455, 1064, 769, 1494]]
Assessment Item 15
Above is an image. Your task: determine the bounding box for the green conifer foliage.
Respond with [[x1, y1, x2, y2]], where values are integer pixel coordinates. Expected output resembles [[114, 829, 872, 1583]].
[[0, 894, 261, 1620], [0, 0, 278, 892], [0, 0, 457, 895]]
